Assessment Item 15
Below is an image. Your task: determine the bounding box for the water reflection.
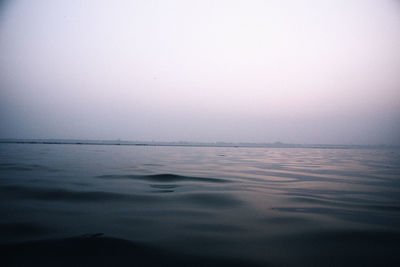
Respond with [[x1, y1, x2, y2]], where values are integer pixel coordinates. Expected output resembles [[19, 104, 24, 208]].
[[0, 144, 399, 266]]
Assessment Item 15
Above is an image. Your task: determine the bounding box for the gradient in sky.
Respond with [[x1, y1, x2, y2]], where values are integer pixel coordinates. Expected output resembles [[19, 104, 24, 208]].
[[0, 0, 399, 144]]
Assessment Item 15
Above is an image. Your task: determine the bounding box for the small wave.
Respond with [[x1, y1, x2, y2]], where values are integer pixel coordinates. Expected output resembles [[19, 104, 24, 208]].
[[179, 193, 243, 208], [0, 163, 59, 172], [272, 207, 344, 215], [149, 184, 177, 193], [150, 190, 175, 193], [97, 173, 230, 183], [263, 216, 313, 225], [0, 185, 156, 203], [150, 184, 179, 189]]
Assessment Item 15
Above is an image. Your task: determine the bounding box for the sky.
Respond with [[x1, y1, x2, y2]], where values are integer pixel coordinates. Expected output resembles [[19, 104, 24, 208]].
[[0, 0, 399, 145]]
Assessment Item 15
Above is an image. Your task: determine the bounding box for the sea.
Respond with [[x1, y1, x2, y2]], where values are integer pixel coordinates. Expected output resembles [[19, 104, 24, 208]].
[[1, 143, 400, 266]]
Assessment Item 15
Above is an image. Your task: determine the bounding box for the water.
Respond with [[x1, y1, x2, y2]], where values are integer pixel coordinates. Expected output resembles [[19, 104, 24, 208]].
[[1, 143, 400, 266]]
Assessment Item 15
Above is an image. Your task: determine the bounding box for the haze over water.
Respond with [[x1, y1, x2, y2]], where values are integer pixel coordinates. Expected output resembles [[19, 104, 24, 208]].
[[1, 0, 400, 145], [1, 143, 400, 266]]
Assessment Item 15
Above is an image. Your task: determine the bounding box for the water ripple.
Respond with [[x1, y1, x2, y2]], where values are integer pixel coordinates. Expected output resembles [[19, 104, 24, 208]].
[[97, 173, 230, 183]]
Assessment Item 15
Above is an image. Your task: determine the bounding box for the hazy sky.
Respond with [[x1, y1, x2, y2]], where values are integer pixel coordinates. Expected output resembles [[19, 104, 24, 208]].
[[1, 0, 399, 144]]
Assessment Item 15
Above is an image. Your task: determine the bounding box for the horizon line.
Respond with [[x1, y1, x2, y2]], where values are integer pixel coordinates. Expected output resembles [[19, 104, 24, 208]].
[[0, 138, 398, 149]]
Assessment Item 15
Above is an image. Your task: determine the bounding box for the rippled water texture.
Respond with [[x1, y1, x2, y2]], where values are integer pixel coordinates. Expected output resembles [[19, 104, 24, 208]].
[[1, 144, 400, 266]]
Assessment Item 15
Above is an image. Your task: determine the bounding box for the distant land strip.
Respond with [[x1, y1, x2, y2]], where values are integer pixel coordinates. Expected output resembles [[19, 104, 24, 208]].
[[0, 139, 398, 149]]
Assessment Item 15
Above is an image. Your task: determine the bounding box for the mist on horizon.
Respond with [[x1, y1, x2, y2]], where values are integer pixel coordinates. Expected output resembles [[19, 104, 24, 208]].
[[1, 0, 399, 145]]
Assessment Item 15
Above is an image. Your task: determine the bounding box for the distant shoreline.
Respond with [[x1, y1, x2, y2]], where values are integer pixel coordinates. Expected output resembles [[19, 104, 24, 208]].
[[0, 139, 397, 149]]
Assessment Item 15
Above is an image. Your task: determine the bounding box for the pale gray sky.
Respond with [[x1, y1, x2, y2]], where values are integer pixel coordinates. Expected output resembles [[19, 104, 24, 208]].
[[1, 0, 399, 144]]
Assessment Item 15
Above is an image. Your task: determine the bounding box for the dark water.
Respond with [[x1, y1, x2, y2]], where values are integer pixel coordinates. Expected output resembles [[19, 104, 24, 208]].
[[1, 143, 400, 266]]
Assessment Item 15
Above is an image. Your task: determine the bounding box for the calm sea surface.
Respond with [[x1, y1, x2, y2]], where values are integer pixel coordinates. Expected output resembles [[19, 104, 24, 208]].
[[1, 143, 400, 266]]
